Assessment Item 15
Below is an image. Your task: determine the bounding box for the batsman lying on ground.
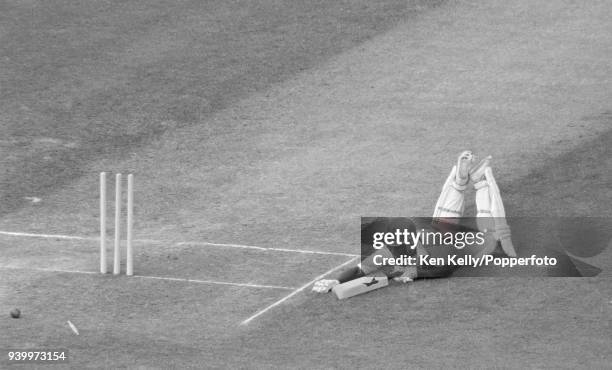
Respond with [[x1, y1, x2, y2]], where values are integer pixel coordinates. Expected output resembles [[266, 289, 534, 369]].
[[313, 150, 517, 294]]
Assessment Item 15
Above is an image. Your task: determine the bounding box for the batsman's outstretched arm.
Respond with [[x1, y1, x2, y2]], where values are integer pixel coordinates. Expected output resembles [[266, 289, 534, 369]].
[[312, 266, 365, 293], [312, 256, 453, 294]]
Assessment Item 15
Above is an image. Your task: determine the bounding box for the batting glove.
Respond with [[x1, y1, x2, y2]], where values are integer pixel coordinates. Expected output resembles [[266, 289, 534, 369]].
[[312, 279, 340, 293], [392, 276, 413, 283]]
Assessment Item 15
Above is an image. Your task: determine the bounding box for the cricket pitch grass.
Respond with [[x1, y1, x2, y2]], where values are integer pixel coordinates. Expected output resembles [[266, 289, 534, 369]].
[[1, 0, 611, 368]]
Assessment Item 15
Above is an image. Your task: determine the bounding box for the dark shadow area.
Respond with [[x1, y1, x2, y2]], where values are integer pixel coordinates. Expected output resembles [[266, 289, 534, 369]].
[[465, 124, 612, 218], [460, 123, 612, 276], [0, 0, 445, 215]]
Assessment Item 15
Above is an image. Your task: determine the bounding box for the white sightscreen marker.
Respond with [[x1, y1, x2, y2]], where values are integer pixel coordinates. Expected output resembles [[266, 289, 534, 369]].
[[126, 174, 134, 276], [100, 172, 107, 273], [113, 173, 122, 275]]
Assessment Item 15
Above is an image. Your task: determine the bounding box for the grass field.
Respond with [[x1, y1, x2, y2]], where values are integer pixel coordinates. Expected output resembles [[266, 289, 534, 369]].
[[1, 0, 611, 368]]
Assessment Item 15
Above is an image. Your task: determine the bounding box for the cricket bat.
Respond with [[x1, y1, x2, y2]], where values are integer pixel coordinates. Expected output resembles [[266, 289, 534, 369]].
[[332, 276, 389, 299]]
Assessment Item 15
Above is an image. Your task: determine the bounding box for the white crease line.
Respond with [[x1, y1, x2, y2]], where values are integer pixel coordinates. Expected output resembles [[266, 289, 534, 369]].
[[0, 265, 99, 275], [266, 246, 357, 257], [176, 241, 268, 251], [177, 241, 358, 257], [0, 231, 96, 241], [0, 265, 295, 291], [0, 230, 357, 257], [0, 231, 160, 244], [240, 256, 360, 325], [134, 275, 296, 290]]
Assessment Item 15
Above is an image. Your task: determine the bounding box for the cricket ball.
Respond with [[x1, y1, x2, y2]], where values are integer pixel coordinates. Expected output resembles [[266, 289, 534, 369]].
[[10, 308, 20, 319]]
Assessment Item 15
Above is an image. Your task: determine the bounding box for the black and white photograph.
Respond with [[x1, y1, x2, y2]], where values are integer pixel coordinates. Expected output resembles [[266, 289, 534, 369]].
[[1, 0, 611, 368]]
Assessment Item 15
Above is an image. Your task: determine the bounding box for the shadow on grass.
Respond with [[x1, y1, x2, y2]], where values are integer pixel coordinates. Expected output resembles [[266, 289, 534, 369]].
[[0, 0, 445, 216]]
